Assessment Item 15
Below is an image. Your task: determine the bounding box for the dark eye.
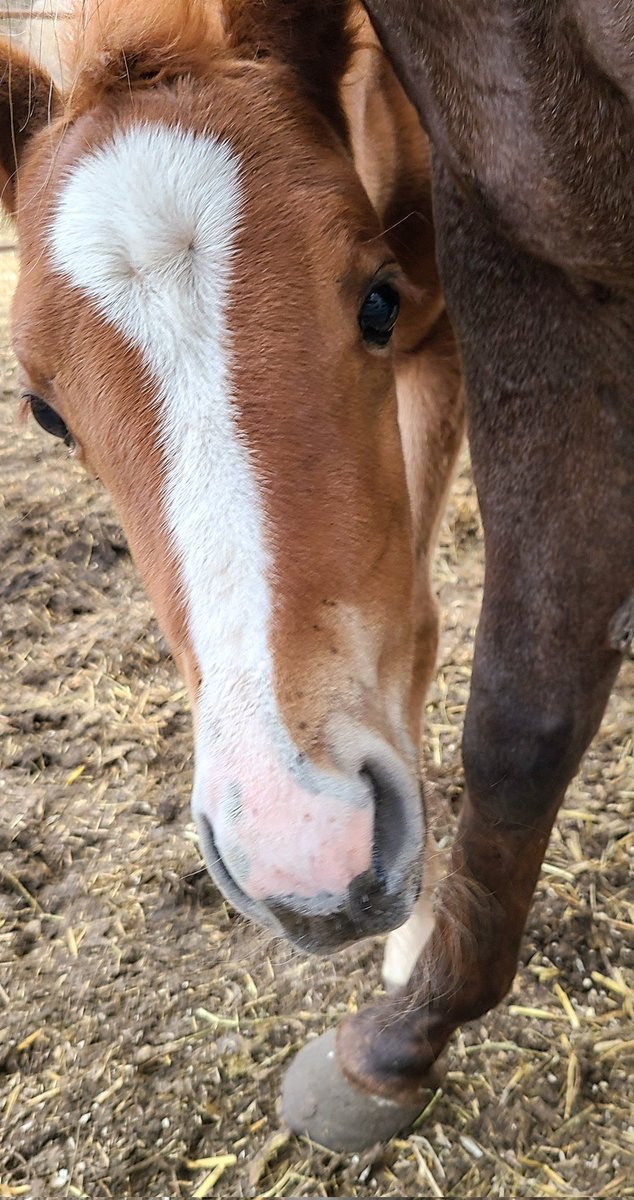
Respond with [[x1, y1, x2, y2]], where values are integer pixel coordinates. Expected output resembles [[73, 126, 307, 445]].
[[359, 283, 400, 347], [28, 395, 74, 449]]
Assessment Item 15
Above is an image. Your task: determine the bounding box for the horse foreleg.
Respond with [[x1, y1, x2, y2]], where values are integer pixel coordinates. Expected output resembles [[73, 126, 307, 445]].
[[281, 781, 561, 1149], [282, 162, 633, 1150], [333, 787, 563, 1103]]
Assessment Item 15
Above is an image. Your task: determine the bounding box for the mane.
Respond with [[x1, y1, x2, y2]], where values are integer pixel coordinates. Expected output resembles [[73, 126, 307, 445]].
[[63, 0, 224, 114], [61, 0, 357, 144]]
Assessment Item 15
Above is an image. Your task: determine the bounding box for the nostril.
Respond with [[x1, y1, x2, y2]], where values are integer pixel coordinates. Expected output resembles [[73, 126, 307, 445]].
[[361, 760, 421, 896], [195, 813, 274, 929], [372, 840, 388, 890]]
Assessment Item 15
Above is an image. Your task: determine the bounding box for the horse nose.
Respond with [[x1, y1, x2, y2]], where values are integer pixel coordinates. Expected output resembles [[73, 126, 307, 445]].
[[194, 735, 424, 953], [268, 859, 422, 954], [361, 757, 422, 895], [267, 759, 424, 953]]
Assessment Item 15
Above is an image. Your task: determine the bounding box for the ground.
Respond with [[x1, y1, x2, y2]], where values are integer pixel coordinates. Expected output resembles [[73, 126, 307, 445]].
[[0, 242, 632, 1200]]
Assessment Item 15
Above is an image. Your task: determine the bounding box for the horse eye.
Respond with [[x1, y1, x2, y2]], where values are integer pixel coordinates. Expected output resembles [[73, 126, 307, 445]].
[[28, 395, 74, 449], [359, 283, 400, 347]]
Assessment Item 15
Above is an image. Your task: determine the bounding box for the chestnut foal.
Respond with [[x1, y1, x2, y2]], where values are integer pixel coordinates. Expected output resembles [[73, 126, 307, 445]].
[[3, 0, 464, 1143]]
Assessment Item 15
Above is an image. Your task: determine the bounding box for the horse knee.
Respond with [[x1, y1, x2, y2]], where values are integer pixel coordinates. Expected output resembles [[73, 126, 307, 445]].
[[462, 692, 580, 816]]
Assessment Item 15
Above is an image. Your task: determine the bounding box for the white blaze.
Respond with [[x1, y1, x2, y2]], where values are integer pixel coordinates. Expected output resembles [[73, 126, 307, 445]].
[[51, 124, 271, 726], [49, 120, 379, 908]]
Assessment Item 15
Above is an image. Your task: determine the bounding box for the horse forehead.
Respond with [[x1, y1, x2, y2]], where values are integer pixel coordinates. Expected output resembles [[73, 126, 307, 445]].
[[49, 120, 244, 336]]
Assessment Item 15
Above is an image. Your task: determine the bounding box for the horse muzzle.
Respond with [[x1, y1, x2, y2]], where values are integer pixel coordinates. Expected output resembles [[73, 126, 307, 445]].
[[192, 739, 424, 954]]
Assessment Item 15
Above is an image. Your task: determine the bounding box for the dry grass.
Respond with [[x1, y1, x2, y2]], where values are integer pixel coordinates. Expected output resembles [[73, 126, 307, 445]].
[[0, 232, 632, 1200]]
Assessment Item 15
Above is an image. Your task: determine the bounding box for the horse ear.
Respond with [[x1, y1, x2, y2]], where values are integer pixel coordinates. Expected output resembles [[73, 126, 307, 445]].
[[227, 0, 355, 145], [0, 47, 59, 214]]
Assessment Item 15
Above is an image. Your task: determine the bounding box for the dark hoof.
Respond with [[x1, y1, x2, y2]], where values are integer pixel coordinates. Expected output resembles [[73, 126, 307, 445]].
[[281, 1028, 435, 1152]]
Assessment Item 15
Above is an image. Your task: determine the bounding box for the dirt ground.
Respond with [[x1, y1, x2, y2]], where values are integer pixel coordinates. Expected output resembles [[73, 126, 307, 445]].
[[0, 238, 632, 1200]]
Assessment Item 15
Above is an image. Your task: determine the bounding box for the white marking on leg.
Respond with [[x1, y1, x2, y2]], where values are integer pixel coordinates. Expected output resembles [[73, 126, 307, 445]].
[[382, 837, 443, 991]]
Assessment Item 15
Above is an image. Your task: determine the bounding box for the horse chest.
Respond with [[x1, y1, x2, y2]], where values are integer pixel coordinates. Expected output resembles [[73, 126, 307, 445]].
[[408, 6, 536, 168], [365, 3, 553, 235], [575, 0, 634, 101]]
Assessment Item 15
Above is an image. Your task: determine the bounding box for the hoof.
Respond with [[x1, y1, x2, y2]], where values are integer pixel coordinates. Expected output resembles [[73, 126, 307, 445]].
[[281, 1028, 435, 1152]]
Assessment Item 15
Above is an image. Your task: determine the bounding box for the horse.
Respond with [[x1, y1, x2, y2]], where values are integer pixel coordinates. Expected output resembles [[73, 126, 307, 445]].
[[1, 0, 464, 1140], [281, 0, 634, 1151]]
